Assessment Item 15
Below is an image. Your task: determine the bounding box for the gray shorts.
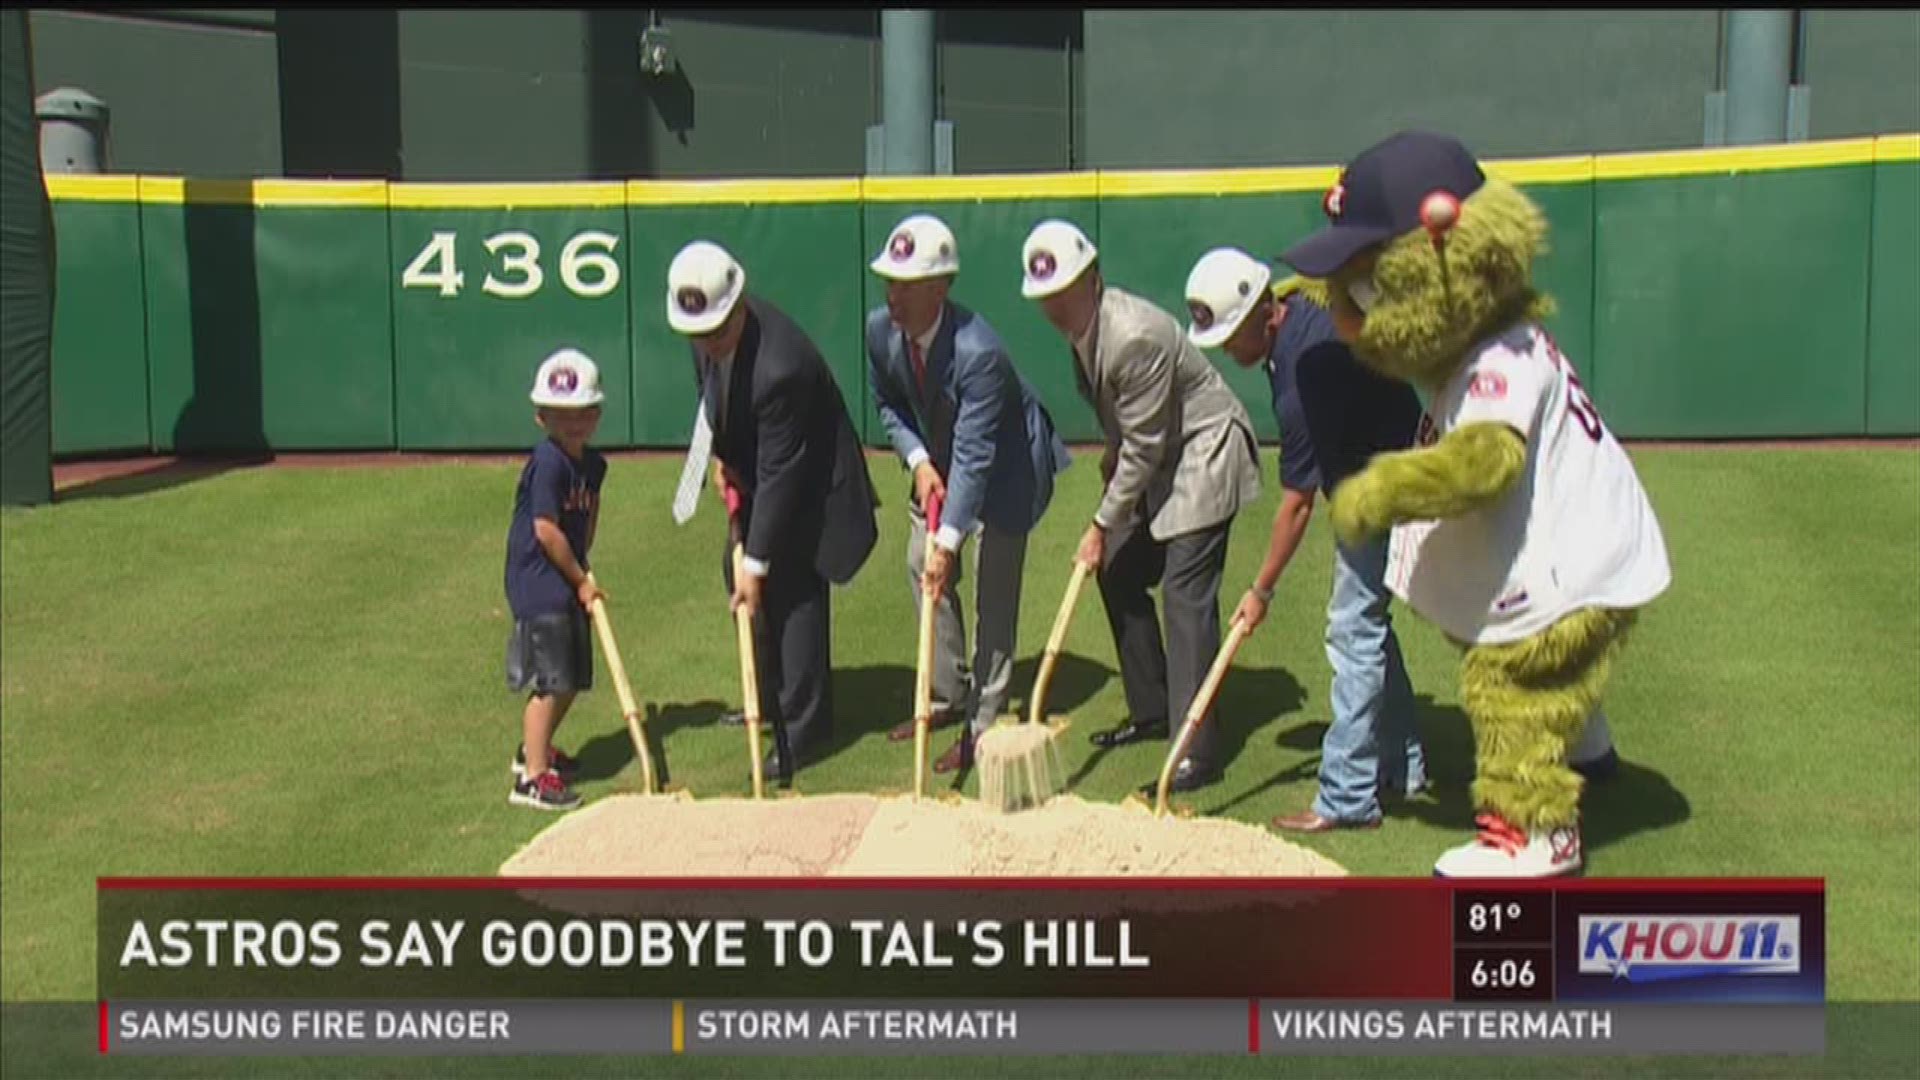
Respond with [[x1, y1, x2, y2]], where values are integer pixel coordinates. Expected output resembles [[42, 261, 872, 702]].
[[506, 609, 594, 696]]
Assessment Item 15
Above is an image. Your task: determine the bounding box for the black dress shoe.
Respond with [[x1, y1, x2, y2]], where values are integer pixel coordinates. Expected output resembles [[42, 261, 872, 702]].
[[1090, 717, 1169, 749], [752, 752, 795, 791], [1138, 758, 1221, 798]]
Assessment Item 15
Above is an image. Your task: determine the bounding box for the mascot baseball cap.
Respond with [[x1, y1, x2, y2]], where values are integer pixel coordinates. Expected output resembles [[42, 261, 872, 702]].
[[666, 240, 747, 335], [1021, 219, 1098, 299], [1280, 130, 1486, 277], [871, 214, 960, 281], [530, 348, 605, 408], [1184, 248, 1272, 350]]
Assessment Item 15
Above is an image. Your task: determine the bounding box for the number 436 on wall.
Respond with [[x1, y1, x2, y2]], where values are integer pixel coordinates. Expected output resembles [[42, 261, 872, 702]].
[[401, 230, 622, 300]]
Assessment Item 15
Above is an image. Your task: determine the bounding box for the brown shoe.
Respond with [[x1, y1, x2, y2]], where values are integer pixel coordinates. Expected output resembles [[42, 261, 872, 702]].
[[932, 735, 975, 774], [888, 710, 957, 742], [1271, 810, 1382, 834]]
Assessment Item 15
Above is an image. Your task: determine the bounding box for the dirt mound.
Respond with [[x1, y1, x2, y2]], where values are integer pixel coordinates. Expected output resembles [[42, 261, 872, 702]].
[[500, 792, 1345, 879]]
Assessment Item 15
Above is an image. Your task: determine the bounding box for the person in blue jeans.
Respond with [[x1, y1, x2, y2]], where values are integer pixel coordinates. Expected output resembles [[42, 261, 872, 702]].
[[1184, 248, 1427, 832]]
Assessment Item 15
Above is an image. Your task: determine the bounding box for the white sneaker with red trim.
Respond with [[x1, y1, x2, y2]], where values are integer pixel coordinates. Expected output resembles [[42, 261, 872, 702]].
[[1433, 813, 1583, 878]]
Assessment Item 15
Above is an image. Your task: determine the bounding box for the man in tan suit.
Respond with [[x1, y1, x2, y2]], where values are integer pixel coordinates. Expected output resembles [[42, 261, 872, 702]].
[[1020, 219, 1262, 795]]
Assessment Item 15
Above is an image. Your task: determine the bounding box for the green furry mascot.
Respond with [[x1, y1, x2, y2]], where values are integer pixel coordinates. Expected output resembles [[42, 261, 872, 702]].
[[1280, 131, 1671, 877]]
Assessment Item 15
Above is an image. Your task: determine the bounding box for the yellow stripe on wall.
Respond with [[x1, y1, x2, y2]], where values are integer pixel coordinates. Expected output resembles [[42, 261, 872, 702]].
[[1484, 154, 1594, 185], [627, 178, 862, 205], [41, 135, 1911, 209], [134, 177, 388, 206], [42, 174, 139, 201], [1594, 137, 1879, 180], [672, 1001, 684, 1053], [389, 182, 626, 209], [1876, 133, 1920, 163], [863, 172, 1098, 201], [250, 180, 387, 207], [1097, 165, 1337, 198]]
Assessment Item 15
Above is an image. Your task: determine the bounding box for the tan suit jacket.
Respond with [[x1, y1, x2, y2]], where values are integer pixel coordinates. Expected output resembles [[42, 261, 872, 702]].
[[1076, 285, 1261, 540]]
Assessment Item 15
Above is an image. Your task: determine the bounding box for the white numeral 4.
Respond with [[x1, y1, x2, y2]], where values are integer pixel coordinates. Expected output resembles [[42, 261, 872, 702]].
[[400, 231, 464, 298]]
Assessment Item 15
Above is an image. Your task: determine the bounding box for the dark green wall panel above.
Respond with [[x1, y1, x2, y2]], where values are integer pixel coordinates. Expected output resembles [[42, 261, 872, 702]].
[[48, 193, 149, 454], [1592, 164, 1875, 439], [1866, 156, 1920, 436], [390, 191, 631, 450], [141, 182, 394, 453]]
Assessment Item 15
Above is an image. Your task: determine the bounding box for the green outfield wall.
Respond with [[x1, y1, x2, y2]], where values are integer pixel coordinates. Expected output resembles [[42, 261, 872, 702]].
[[43, 134, 1920, 455]]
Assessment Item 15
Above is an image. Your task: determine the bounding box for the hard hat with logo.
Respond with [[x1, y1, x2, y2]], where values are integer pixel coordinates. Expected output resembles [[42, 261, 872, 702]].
[[666, 240, 747, 335], [1020, 219, 1098, 299], [529, 347, 606, 408], [871, 213, 959, 281], [1183, 248, 1273, 350]]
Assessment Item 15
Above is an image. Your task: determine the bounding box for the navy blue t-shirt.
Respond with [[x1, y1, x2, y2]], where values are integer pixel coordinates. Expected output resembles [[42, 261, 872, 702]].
[[504, 439, 607, 619], [1267, 294, 1423, 498]]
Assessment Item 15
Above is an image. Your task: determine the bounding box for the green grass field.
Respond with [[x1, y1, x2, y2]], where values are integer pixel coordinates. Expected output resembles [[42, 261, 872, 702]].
[[2, 445, 1917, 1073]]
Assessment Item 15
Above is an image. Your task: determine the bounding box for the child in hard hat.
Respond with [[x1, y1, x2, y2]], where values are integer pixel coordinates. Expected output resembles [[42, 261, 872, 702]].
[[503, 348, 610, 811]]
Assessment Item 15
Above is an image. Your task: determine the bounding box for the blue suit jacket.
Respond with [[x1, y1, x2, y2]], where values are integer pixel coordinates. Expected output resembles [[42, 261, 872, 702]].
[[865, 299, 1070, 539]]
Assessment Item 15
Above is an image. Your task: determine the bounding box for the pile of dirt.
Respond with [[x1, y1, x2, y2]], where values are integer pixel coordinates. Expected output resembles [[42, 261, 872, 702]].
[[500, 792, 1345, 879]]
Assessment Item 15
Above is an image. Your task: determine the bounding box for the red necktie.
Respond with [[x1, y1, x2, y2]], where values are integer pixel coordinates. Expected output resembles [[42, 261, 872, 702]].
[[909, 338, 928, 395]]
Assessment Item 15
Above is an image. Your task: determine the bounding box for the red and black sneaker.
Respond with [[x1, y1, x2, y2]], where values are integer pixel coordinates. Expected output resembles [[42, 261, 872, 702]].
[[509, 768, 582, 812]]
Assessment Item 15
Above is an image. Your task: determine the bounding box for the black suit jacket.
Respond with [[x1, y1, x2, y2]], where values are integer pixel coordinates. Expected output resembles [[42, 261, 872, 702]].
[[697, 294, 879, 586]]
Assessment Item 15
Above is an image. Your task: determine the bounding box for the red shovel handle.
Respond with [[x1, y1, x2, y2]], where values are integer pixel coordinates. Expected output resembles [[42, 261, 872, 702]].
[[723, 480, 743, 520], [926, 490, 943, 534]]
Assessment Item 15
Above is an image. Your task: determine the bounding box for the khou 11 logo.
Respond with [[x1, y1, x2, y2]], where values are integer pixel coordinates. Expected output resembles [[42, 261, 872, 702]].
[[1577, 915, 1801, 984]]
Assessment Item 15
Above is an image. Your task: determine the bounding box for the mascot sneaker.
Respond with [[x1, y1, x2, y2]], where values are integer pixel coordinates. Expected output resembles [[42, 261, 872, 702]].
[[1434, 813, 1582, 878]]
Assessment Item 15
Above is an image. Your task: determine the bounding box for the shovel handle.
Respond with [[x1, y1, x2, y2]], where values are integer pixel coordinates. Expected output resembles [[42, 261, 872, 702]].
[[912, 493, 943, 800], [1155, 617, 1251, 817], [586, 575, 655, 795], [731, 544, 765, 800], [1028, 559, 1092, 726], [722, 482, 765, 800]]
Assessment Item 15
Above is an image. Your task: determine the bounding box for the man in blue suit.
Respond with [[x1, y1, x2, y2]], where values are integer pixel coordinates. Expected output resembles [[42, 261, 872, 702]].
[[866, 213, 1072, 772]]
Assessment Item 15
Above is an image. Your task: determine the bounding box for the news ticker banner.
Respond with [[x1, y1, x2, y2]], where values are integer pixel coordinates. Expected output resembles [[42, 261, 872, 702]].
[[103, 1000, 1825, 1057], [96, 877, 1824, 1056]]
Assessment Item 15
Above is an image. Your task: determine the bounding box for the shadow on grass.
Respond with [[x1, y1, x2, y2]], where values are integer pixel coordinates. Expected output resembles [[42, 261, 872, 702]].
[[571, 700, 730, 789], [1207, 692, 1461, 819], [1070, 664, 1308, 802], [1391, 694, 1694, 856], [54, 453, 272, 503]]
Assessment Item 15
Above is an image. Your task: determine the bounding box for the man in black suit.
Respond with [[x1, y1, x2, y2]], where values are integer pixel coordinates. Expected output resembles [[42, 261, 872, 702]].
[[666, 240, 879, 785]]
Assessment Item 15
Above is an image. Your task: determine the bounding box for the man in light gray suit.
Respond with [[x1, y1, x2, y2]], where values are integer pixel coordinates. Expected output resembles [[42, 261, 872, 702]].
[[1021, 219, 1263, 795], [868, 214, 1072, 772]]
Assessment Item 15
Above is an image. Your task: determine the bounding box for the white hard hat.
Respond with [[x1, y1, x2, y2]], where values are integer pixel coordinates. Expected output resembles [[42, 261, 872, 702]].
[[529, 348, 605, 408], [1183, 247, 1273, 350], [666, 240, 747, 335], [1020, 219, 1098, 300], [871, 213, 959, 281]]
